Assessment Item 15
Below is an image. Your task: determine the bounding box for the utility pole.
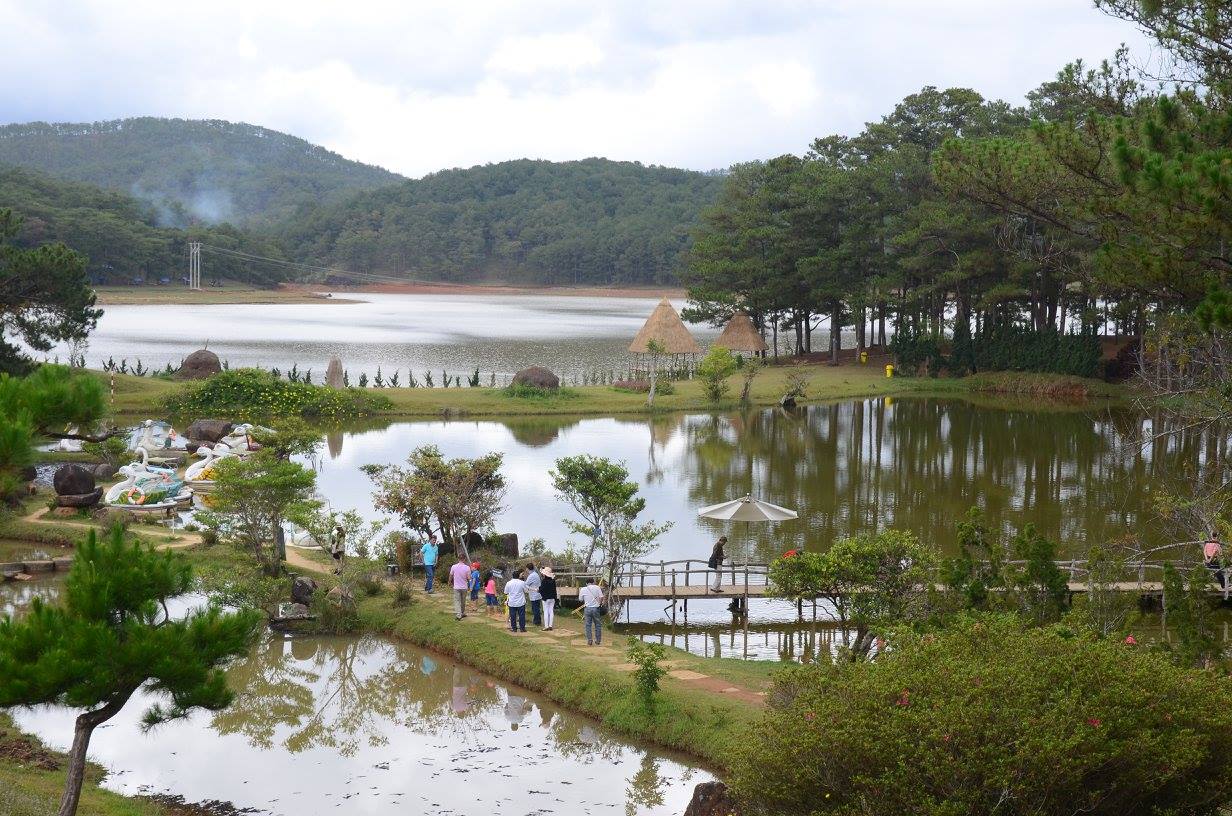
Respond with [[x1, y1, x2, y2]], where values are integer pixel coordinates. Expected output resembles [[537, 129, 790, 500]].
[[188, 242, 201, 290]]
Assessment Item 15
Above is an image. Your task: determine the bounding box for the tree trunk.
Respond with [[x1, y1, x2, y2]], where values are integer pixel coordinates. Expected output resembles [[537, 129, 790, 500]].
[[60, 694, 134, 816], [830, 301, 842, 366], [878, 303, 886, 348]]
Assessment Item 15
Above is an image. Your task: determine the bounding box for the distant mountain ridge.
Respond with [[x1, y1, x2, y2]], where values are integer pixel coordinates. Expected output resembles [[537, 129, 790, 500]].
[[278, 157, 724, 285], [0, 118, 403, 225]]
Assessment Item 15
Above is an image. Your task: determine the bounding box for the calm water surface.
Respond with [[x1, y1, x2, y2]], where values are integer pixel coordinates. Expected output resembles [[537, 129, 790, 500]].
[[5, 579, 708, 815], [56, 293, 719, 381]]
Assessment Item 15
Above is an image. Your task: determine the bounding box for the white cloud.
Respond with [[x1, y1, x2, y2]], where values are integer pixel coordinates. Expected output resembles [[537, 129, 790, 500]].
[[0, 0, 1156, 177]]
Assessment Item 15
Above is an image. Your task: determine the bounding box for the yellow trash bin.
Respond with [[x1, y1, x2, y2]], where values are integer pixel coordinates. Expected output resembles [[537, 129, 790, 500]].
[[885, 364, 894, 378], [859, 351, 868, 365]]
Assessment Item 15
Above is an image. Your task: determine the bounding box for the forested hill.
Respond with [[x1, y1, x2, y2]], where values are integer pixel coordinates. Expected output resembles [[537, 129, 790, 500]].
[[0, 118, 402, 226], [277, 158, 725, 285], [0, 163, 291, 285]]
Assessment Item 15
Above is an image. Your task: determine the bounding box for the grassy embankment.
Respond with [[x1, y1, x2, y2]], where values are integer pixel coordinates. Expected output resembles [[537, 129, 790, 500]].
[[97, 364, 1125, 421], [0, 712, 171, 816]]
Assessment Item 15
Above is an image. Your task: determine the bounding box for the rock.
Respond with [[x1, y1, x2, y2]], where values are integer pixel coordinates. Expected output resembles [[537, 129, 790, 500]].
[[185, 419, 234, 445], [495, 533, 519, 558], [326, 585, 355, 610], [53, 464, 96, 496], [684, 781, 741, 816], [462, 530, 485, 554], [780, 394, 798, 409], [51, 506, 80, 516], [285, 602, 310, 618], [19, 465, 37, 482], [55, 488, 103, 508], [291, 576, 317, 605], [92, 463, 118, 480], [325, 356, 344, 389], [176, 349, 222, 380], [511, 366, 559, 390]]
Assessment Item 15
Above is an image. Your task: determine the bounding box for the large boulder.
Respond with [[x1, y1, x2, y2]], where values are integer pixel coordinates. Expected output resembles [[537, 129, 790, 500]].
[[325, 356, 344, 389], [684, 781, 741, 816], [291, 576, 317, 606], [56, 488, 103, 508], [53, 464, 95, 497], [185, 419, 233, 446], [511, 366, 559, 390], [177, 349, 222, 380]]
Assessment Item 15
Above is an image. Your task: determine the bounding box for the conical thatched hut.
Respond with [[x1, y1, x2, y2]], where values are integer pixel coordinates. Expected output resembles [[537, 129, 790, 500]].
[[628, 297, 700, 377], [715, 311, 768, 355]]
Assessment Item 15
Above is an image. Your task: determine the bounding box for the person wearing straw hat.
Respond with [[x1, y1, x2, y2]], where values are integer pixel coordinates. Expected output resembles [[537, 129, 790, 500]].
[[708, 536, 727, 592], [540, 566, 558, 630]]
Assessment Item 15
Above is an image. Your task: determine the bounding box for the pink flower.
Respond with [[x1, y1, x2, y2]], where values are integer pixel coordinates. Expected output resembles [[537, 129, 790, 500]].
[[804, 711, 816, 722], [896, 690, 910, 707], [1124, 635, 1138, 645], [1087, 717, 1102, 728]]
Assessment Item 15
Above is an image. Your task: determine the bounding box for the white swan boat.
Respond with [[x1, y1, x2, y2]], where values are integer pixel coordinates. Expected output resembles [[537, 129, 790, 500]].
[[105, 464, 191, 511], [184, 445, 231, 491], [216, 423, 271, 456], [132, 420, 186, 465]]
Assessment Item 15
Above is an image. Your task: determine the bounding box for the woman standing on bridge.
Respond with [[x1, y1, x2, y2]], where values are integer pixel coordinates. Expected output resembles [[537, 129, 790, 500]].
[[708, 536, 728, 592], [1204, 533, 1225, 589]]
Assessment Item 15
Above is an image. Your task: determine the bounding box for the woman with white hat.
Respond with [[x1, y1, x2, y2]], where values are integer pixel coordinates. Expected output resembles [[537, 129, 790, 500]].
[[540, 566, 558, 630]]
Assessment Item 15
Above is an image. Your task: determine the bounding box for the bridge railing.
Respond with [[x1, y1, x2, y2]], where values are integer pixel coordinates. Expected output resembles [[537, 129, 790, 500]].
[[552, 558, 770, 593]]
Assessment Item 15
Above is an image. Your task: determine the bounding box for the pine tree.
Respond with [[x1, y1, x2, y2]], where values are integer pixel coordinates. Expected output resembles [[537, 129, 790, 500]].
[[0, 527, 260, 816]]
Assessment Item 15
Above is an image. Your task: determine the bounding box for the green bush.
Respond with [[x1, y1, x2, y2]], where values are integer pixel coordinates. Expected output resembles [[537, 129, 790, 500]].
[[968, 326, 1100, 377], [697, 345, 738, 401], [501, 383, 579, 400], [731, 616, 1232, 816], [889, 331, 944, 376], [163, 368, 391, 421]]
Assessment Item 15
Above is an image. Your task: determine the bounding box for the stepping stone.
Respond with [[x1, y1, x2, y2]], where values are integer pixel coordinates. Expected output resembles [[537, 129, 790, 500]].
[[721, 687, 741, 693], [667, 669, 708, 681]]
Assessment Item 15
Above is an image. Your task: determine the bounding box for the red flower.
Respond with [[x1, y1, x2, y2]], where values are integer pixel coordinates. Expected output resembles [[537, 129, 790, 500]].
[[896, 690, 910, 707], [1087, 717, 1102, 728], [1124, 635, 1138, 645]]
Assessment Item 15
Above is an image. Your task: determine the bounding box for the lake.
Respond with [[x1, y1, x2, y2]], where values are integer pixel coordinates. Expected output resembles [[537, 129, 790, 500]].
[[5, 580, 710, 816], [56, 292, 720, 382]]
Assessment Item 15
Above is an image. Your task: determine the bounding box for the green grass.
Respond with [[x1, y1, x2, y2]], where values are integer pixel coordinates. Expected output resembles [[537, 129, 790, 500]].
[[0, 714, 166, 816], [96, 363, 1128, 423]]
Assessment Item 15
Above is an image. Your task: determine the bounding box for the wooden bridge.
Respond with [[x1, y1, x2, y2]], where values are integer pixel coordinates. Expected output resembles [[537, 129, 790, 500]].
[[548, 551, 1231, 607]]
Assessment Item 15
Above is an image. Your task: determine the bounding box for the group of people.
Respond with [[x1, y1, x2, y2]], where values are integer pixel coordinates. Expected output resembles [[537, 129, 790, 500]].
[[431, 548, 607, 646]]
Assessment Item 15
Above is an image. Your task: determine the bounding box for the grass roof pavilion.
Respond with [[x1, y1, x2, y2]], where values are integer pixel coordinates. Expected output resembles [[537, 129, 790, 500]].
[[715, 311, 768, 355], [628, 297, 700, 376]]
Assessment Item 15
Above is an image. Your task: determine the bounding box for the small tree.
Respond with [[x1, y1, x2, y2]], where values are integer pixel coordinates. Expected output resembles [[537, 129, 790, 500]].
[[738, 356, 762, 403], [0, 527, 260, 816], [769, 530, 936, 660], [697, 345, 738, 402], [1005, 523, 1069, 624], [943, 507, 1005, 611], [210, 451, 320, 576], [364, 445, 506, 556], [627, 636, 668, 713], [550, 454, 670, 594], [646, 338, 666, 407], [1162, 562, 1221, 668]]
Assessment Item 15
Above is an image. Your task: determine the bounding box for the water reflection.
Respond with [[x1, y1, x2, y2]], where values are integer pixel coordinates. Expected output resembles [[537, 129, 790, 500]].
[[313, 398, 1224, 571], [11, 623, 707, 815]]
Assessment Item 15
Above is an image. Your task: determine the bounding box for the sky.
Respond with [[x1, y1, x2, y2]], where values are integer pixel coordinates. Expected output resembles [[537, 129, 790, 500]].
[[0, 1, 1155, 178]]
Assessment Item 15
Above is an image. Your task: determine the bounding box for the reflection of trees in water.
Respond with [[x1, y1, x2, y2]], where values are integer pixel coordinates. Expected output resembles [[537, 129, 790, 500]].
[[625, 753, 666, 816], [212, 635, 503, 756], [683, 400, 1229, 556], [0, 580, 63, 619]]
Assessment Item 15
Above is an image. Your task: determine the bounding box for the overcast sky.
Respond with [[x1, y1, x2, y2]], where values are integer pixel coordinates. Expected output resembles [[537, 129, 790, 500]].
[[0, 1, 1154, 178]]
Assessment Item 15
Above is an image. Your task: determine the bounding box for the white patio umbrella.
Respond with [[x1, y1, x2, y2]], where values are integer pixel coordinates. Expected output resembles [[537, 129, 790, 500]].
[[697, 494, 798, 523]]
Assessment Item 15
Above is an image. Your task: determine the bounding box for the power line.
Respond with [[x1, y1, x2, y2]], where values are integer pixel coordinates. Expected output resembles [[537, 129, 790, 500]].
[[197, 243, 436, 286]]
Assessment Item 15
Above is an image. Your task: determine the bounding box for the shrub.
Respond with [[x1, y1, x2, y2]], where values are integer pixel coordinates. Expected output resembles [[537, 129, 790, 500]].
[[627, 637, 668, 713], [731, 615, 1232, 816], [163, 368, 391, 421], [697, 346, 738, 401], [501, 383, 579, 400], [612, 379, 675, 395]]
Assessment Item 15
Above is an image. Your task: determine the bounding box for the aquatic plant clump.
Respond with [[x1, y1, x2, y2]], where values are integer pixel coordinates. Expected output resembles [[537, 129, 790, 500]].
[[164, 369, 391, 421]]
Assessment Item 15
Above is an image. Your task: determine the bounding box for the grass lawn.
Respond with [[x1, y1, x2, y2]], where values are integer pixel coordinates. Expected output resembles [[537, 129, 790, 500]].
[[99, 363, 1123, 422]]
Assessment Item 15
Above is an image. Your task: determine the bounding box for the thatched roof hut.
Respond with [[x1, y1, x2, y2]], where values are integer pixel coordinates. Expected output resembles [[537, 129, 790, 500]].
[[628, 298, 700, 354], [715, 312, 768, 353]]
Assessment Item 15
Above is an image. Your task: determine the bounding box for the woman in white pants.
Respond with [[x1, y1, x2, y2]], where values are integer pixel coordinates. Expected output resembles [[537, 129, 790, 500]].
[[708, 536, 727, 592], [540, 566, 558, 630]]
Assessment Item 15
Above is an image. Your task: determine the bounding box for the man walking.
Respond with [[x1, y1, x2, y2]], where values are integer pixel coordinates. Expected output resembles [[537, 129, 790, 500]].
[[449, 554, 471, 620], [505, 569, 528, 633], [578, 577, 604, 646], [708, 536, 727, 593], [421, 534, 439, 594], [525, 562, 543, 627]]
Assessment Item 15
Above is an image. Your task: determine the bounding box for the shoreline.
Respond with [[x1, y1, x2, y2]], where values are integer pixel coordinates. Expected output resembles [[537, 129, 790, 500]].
[[291, 281, 687, 299]]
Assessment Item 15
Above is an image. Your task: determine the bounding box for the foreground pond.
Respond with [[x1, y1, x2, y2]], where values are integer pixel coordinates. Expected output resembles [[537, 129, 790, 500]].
[[6, 580, 709, 815]]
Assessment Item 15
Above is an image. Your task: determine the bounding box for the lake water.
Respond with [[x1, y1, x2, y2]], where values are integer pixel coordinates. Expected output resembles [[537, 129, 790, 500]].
[[55, 292, 720, 382], [5, 580, 709, 815]]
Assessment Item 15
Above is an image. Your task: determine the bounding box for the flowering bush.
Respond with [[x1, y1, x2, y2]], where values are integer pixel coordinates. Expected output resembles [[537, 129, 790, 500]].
[[164, 369, 390, 421], [730, 615, 1232, 816]]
